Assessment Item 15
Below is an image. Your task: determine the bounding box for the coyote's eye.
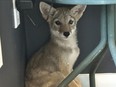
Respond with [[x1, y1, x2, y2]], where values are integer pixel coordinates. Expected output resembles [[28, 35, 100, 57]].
[[55, 20, 61, 25], [69, 20, 74, 25]]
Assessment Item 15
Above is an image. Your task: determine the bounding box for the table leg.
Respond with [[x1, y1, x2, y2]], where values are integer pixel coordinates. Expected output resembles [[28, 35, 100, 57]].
[[58, 5, 107, 87], [89, 6, 108, 87], [107, 5, 116, 66]]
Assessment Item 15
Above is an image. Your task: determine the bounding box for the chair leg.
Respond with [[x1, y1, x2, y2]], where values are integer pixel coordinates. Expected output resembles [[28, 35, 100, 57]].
[[58, 5, 107, 87]]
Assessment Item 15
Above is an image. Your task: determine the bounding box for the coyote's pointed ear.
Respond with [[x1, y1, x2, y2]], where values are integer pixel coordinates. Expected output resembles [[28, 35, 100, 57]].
[[70, 5, 87, 20], [39, 2, 56, 21]]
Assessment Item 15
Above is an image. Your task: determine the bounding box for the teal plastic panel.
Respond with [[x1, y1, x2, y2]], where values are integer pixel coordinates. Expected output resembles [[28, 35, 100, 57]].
[[44, 0, 116, 5]]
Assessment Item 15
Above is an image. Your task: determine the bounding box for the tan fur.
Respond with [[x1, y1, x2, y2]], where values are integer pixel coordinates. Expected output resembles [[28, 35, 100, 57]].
[[25, 2, 86, 87]]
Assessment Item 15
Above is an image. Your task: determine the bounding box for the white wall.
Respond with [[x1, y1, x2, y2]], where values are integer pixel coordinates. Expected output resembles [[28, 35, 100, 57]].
[[0, 38, 3, 68]]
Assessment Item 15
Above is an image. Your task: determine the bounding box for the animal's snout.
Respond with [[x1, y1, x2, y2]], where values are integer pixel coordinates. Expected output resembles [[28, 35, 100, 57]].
[[63, 32, 70, 37]]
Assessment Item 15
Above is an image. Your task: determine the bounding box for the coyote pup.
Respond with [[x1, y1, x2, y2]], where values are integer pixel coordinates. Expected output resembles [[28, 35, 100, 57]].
[[25, 2, 86, 87]]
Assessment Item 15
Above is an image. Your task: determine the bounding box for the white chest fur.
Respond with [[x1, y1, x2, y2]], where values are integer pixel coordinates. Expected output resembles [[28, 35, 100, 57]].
[[65, 47, 80, 70], [69, 48, 80, 67], [53, 33, 80, 70]]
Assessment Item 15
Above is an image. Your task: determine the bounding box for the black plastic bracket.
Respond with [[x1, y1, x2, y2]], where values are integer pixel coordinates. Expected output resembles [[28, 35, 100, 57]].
[[16, 0, 33, 10]]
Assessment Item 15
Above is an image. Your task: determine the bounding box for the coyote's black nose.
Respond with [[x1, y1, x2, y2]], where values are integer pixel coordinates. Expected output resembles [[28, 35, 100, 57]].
[[63, 32, 70, 37]]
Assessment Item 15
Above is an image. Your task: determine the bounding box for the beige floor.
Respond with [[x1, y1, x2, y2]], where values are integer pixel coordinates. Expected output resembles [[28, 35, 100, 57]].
[[78, 73, 116, 87]]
